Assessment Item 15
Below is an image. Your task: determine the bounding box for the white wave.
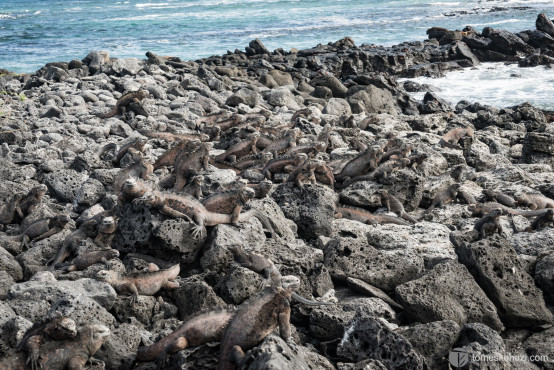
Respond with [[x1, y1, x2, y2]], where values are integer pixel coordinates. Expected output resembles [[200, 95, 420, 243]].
[[401, 62, 554, 109], [135, 2, 169, 7], [468, 18, 522, 27], [33, 11, 41, 15], [0, 14, 15, 20]]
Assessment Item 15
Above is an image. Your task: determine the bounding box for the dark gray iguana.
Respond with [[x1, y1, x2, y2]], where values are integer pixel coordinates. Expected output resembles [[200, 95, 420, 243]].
[[96, 89, 149, 119]]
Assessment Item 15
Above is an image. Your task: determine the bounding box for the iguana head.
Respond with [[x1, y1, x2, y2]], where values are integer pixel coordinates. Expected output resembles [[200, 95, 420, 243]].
[[99, 217, 117, 234], [192, 175, 204, 186], [240, 187, 256, 203], [490, 208, 503, 217], [262, 152, 274, 162], [136, 137, 148, 148], [48, 317, 78, 340], [124, 177, 137, 188], [32, 184, 48, 198], [546, 209, 554, 220], [281, 275, 300, 291], [96, 269, 116, 282], [53, 214, 71, 226], [107, 249, 120, 258]]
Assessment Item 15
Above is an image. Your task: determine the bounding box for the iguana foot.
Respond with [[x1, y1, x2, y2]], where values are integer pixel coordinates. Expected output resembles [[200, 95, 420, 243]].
[[190, 224, 207, 240], [286, 338, 298, 352], [21, 235, 30, 250], [27, 354, 41, 370]]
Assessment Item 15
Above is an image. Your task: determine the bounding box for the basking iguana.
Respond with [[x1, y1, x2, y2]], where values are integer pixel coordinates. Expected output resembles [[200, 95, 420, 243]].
[[96, 89, 149, 119]]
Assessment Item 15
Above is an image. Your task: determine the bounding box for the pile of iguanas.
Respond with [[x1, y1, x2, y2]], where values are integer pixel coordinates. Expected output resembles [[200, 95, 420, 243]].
[[1, 95, 554, 369]]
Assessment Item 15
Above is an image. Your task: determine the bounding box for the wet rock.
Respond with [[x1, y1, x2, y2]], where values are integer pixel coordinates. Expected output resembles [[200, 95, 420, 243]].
[[395, 261, 504, 330], [536, 13, 554, 38], [455, 235, 553, 327], [324, 236, 424, 291], [337, 307, 425, 369], [242, 334, 335, 370], [246, 38, 271, 56], [273, 183, 336, 240]]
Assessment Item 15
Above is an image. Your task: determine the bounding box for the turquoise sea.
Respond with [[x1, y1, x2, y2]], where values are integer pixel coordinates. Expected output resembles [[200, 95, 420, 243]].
[[2, 0, 554, 73]]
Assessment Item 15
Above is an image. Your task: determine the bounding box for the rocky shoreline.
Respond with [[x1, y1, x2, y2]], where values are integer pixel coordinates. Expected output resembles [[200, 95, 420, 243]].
[[0, 12, 553, 370]]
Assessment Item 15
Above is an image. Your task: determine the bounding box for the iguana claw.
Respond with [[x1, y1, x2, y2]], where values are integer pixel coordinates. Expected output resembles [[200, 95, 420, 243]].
[[190, 224, 206, 240]]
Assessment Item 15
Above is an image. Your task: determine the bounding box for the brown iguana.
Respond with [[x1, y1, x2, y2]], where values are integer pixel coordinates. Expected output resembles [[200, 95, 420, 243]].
[[249, 180, 273, 199], [234, 152, 274, 171], [2, 324, 110, 370], [336, 205, 412, 226], [136, 307, 236, 366], [379, 190, 417, 223], [215, 132, 260, 163], [96, 263, 180, 305], [173, 141, 211, 192], [113, 148, 153, 196], [138, 129, 210, 142], [47, 219, 99, 270], [183, 175, 204, 199], [525, 209, 554, 232], [418, 183, 461, 220], [15, 312, 78, 370], [96, 137, 148, 166], [482, 189, 517, 208], [19, 184, 49, 218], [138, 191, 278, 240], [5, 214, 70, 248], [65, 249, 120, 272], [514, 192, 554, 210], [262, 153, 307, 181], [96, 89, 149, 119], [218, 275, 325, 370], [338, 159, 408, 189], [202, 187, 256, 223], [0, 192, 25, 229], [469, 202, 550, 218], [93, 216, 118, 249], [286, 159, 334, 189], [260, 128, 301, 158], [439, 126, 474, 149], [474, 208, 504, 239], [379, 143, 412, 164], [284, 141, 326, 158], [334, 145, 383, 181], [119, 177, 152, 203]]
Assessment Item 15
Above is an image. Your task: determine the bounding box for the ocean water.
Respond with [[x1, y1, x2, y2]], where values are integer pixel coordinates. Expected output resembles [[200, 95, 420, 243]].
[[2, 0, 554, 107]]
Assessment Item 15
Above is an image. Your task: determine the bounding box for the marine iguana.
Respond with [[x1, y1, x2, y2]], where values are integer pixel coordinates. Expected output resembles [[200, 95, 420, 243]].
[[525, 209, 554, 232], [474, 208, 504, 239], [218, 275, 328, 370], [334, 145, 383, 182], [138, 191, 278, 240], [260, 128, 301, 158], [173, 140, 211, 191], [96, 137, 148, 166], [286, 159, 334, 189], [439, 126, 474, 149], [284, 141, 326, 158], [138, 129, 210, 143], [262, 153, 306, 181], [93, 216, 118, 249], [482, 189, 517, 208], [15, 312, 77, 370], [457, 187, 477, 205], [118, 177, 152, 203], [113, 148, 153, 196], [47, 219, 99, 270], [202, 187, 256, 223], [96, 263, 180, 305], [338, 159, 408, 189], [0, 193, 25, 230], [96, 89, 149, 119], [215, 132, 260, 163], [249, 180, 273, 199], [5, 214, 70, 248], [18, 184, 48, 219], [418, 183, 461, 220], [2, 324, 110, 370], [514, 192, 554, 210], [182, 175, 204, 199], [65, 249, 120, 272], [136, 307, 236, 366], [469, 202, 550, 218], [336, 205, 412, 226], [379, 143, 412, 164], [379, 190, 417, 224]]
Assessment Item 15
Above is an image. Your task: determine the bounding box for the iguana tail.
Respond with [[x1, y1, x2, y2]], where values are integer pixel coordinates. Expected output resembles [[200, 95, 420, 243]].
[[96, 143, 117, 158], [240, 209, 281, 239], [439, 139, 463, 150], [291, 292, 334, 306]]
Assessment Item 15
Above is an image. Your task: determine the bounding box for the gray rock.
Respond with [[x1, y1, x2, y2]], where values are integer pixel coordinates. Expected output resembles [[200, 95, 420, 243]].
[[152, 218, 205, 264], [268, 70, 294, 86], [346, 277, 402, 310], [395, 261, 504, 330], [112, 295, 156, 325], [535, 253, 554, 302], [0, 246, 23, 281], [247, 38, 271, 56], [173, 278, 226, 320], [322, 98, 352, 116], [225, 88, 259, 108], [337, 359, 387, 370], [73, 178, 106, 211], [242, 334, 335, 370], [8, 273, 117, 310], [524, 327, 554, 370], [265, 88, 299, 109], [273, 183, 336, 240], [0, 270, 15, 300], [218, 267, 263, 305], [337, 308, 425, 369], [453, 323, 513, 370], [455, 235, 553, 327], [0, 301, 16, 327], [95, 323, 142, 370], [398, 320, 460, 369], [346, 85, 397, 115], [324, 236, 424, 291], [310, 75, 348, 98], [47, 293, 115, 327], [44, 169, 89, 203]]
